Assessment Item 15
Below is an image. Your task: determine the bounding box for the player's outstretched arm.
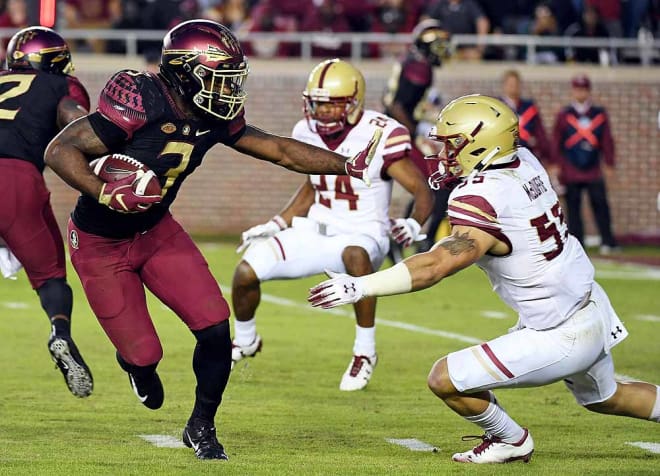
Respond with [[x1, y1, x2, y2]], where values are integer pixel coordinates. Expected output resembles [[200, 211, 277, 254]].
[[232, 124, 380, 184], [308, 225, 496, 308], [45, 117, 109, 199]]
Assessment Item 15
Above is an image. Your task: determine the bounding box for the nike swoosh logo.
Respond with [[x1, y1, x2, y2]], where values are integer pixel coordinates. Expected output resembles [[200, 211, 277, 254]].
[[115, 194, 128, 211], [186, 430, 200, 452], [195, 129, 211, 137], [129, 375, 148, 403]]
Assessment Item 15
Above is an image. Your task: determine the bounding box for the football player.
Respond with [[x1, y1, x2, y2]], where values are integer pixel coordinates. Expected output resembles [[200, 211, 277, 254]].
[[0, 27, 93, 398], [232, 59, 433, 391], [44, 20, 377, 460], [309, 95, 660, 463], [383, 19, 452, 256]]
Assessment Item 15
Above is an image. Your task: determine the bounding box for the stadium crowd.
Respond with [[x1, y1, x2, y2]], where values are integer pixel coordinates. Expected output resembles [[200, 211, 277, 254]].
[[1, 0, 659, 62]]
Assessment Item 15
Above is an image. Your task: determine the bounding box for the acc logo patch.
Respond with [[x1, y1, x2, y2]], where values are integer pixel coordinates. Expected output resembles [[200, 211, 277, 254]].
[[161, 122, 176, 134], [69, 230, 79, 249]]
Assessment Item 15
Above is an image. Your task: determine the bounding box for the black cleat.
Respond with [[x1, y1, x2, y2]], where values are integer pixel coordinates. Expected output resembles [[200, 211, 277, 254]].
[[48, 334, 93, 398], [116, 352, 164, 410], [182, 418, 229, 460]]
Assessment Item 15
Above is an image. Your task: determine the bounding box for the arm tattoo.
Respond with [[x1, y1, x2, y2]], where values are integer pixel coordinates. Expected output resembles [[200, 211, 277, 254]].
[[439, 230, 477, 256]]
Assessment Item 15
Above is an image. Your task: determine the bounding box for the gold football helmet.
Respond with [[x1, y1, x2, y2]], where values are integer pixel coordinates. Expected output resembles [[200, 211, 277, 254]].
[[303, 59, 365, 136], [427, 94, 519, 189]]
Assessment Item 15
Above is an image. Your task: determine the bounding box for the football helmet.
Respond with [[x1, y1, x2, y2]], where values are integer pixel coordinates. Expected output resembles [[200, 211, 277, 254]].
[[5, 26, 73, 75], [412, 20, 451, 67], [303, 59, 365, 136], [427, 95, 519, 190], [160, 19, 248, 120]]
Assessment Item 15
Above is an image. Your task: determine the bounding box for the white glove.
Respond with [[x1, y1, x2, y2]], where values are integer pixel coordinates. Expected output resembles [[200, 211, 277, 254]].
[[389, 218, 427, 248], [308, 270, 366, 309], [236, 215, 287, 253]]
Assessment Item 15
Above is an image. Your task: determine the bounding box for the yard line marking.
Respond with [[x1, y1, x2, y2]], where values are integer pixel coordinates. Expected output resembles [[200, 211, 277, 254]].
[[220, 284, 482, 345], [138, 434, 186, 448], [635, 314, 660, 322], [481, 310, 509, 319], [386, 438, 439, 452], [626, 442, 660, 454], [3, 302, 30, 309], [614, 373, 641, 382]]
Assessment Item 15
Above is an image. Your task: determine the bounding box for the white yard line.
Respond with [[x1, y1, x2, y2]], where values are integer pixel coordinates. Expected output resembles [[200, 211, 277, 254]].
[[2, 302, 30, 309], [385, 438, 439, 452], [635, 314, 660, 323], [626, 442, 660, 454], [138, 434, 186, 448]]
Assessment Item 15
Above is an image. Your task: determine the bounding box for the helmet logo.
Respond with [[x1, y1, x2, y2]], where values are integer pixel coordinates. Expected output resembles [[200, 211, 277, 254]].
[[167, 45, 233, 66]]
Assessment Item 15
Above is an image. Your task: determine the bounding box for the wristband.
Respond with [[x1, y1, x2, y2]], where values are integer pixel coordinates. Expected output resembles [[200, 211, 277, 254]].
[[272, 214, 288, 230]]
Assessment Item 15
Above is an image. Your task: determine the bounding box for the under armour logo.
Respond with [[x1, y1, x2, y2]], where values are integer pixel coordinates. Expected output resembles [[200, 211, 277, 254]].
[[343, 284, 356, 294], [611, 326, 623, 339]]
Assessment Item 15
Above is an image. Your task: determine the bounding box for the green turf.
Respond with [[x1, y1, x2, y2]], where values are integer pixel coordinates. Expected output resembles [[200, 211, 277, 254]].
[[0, 242, 658, 475]]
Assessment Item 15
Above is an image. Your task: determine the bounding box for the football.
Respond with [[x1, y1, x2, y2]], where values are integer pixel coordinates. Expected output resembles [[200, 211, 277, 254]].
[[90, 154, 162, 198]]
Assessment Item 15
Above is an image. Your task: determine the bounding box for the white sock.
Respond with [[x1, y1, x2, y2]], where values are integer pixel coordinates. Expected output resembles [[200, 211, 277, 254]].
[[353, 324, 376, 357], [233, 317, 257, 347], [465, 401, 526, 444], [651, 385, 660, 422]]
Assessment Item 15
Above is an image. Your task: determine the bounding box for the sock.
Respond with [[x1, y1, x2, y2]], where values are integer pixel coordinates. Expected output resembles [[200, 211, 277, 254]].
[[233, 317, 257, 347], [50, 317, 70, 337], [651, 385, 660, 422], [465, 401, 526, 444], [353, 324, 376, 357], [190, 322, 232, 424]]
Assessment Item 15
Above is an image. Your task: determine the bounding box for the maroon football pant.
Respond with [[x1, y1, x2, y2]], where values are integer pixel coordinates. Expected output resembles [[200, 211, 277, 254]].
[[67, 213, 230, 366], [0, 159, 66, 289]]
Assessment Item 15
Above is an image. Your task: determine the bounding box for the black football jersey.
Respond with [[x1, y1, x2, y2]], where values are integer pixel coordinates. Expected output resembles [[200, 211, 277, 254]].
[[0, 70, 90, 172], [382, 52, 433, 128], [72, 70, 247, 239]]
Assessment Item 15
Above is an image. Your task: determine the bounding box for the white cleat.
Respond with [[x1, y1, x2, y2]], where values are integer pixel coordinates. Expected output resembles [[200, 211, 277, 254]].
[[231, 334, 263, 369], [339, 354, 377, 391], [452, 428, 534, 464]]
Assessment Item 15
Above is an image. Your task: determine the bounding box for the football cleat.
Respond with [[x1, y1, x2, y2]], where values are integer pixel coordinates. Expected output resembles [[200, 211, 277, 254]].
[[339, 354, 377, 391], [183, 418, 229, 460], [48, 334, 93, 398], [451, 428, 534, 464], [231, 334, 263, 368], [116, 352, 164, 409]]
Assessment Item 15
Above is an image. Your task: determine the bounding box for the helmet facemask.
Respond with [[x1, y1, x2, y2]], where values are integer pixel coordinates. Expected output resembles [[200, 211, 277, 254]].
[[303, 92, 358, 136], [191, 62, 248, 120]]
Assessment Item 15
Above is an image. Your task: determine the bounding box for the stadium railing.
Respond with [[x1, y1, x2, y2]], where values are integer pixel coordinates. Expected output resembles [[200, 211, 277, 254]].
[[0, 29, 657, 66]]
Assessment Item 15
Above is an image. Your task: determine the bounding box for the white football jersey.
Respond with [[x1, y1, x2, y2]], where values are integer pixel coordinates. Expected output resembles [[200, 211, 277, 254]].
[[447, 148, 594, 330], [292, 110, 411, 238]]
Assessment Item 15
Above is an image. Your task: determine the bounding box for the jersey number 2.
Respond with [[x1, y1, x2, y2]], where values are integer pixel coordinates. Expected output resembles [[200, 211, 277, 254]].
[[317, 176, 359, 210], [0, 75, 36, 120]]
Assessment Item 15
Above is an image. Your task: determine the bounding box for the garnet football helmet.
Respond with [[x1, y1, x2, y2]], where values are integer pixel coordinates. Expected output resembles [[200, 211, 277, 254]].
[[303, 59, 365, 136], [427, 95, 519, 190], [5, 27, 73, 75], [412, 20, 451, 67], [160, 19, 248, 120]]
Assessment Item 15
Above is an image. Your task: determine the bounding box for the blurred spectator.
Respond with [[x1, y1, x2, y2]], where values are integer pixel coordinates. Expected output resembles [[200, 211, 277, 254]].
[[63, 0, 121, 53], [565, 4, 611, 64], [547, 0, 580, 32], [422, 0, 490, 60], [203, 0, 250, 30], [299, 0, 351, 58], [552, 74, 619, 253], [622, 0, 652, 37], [588, 0, 623, 37], [527, 3, 564, 63], [338, 0, 378, 32], [370, 0, 422, 58], [499, 70, 552, 166], [244, 0, 310, 57], [0, 0, 28, 61]]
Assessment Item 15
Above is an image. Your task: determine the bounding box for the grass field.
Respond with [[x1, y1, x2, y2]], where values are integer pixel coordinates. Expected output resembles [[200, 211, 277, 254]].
[[0, 241, 658, 475]]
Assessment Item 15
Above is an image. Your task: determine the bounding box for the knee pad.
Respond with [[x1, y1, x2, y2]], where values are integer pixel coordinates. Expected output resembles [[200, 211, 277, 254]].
[[36, 278, 73, 319]]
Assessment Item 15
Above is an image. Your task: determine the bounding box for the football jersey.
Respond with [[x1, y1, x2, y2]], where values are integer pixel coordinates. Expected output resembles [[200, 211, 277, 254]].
[[292, 109, 411, 238], [447, 147, 594, 330], [72, 70, 246, 239], [0, 69, 89, 172]]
